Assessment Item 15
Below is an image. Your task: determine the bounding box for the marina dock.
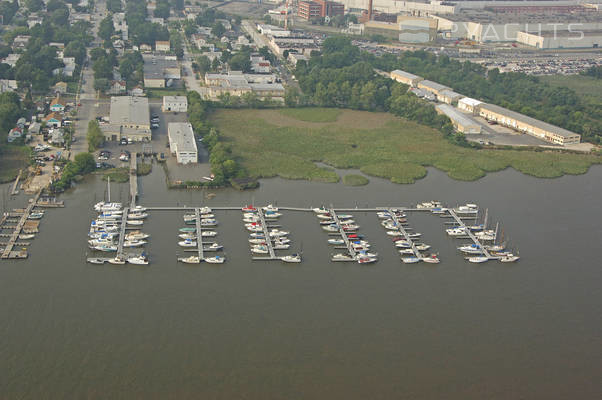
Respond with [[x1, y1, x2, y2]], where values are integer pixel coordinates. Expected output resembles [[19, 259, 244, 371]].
[[195, 208, 204, 261], [1, 189, 42, 259], [386, 208, 424, 260], [329, 207, 356, 260], [116, 208, 129, 257], [251, 209, 278, 260], [11, 170, 22, 195], [130, 153, 138, 208], [447, 208, 495, 260]]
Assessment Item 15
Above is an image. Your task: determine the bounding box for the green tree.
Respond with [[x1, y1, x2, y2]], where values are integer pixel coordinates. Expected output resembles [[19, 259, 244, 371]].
[[87, 120, 105, 151], [74, 152, 96, 173], [211, 22, 225, 38], [25, 0, 44, 12], [98, 16, 114, 41]]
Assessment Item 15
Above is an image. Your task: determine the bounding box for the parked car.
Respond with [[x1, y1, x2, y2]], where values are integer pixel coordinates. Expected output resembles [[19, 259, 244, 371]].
[[151, 123, 159, 129], [120, 138, 128, 145]]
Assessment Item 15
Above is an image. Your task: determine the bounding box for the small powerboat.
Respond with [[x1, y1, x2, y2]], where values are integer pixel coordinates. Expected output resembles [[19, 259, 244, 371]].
[[178, 255, 201, 264], [205, 255, 225, 264], [281, 254, 301, 263]]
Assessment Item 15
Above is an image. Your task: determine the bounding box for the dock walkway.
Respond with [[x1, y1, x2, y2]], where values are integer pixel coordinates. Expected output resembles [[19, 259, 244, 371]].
[[1, 190, 42, 259], [387, 208, 423, 260], [195, 208, 204, 261], [329, 208, 356, 260], [130, 153, 137, 209], [11, 170, 22, 195], [116, 208, 129, 257], [447, 209, 494, 259], [256, 209, 276, 259]]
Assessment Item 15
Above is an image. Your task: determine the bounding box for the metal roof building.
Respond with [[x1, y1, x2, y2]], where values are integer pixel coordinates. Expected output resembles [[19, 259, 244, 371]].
[[109, 96, 150, 129], [390, 69, 424, 87], [436, 104, 481, 134], [478, 103, 581, 145], [417, 79, 451, 95], [168, 122, 198, 164]]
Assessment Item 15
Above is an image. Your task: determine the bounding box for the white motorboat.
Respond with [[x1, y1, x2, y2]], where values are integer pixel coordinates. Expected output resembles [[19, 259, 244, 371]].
[[281, 254, 301, 263], [476, 231, 496, 241], [377, 211, 391, 219], [200, 219, 218, 226], [243, 217, 261, 223], [249, 238, 267, 245], [264, 212, 282, 218], [178, 239, 197, 247], [269, 229, 289, 237], [328, 239, 345, 245], [417, 201, 441, 209], [131, 205, 147, 213], [395, 242, 411, 248], [123, 239, 147, 248], [243, 212, 259, 218], [415, 244, 431, 251], [499, 254, 520, 263], [127, 220, 144, 226], [262, 204, 278, 212], [201, 231, 217, 237], [317, 214, 332, 220], [401, 256, 421, 264], [128, 254, 149, 265], [87, 258, 106, 264], [446, 227, 467, 236], [454, 204, 478, 215], [94, 202, 122, 212], [322, 225, 339, 232], [179, 233, 196, 240], [273, 244, 290, 250], [399, 249, 414, 255], [246, 226, 263, 232], [338, 214, 354, 220], [183, 214, 195, 222], [88, 238, 114, 247], [205, 255, 225, 264], [466, 256, 489, 263], [126, 231, 150, 240], [357, 256, 377, 264], [178, 255, 201, 264], [93, 244, 117, 252], [422, 254, 440, 264], [98, 210, 122, 216], [203, 243, 223, 251], [249, 232, 266, 238], [319, 219, 336, 225], [486, 243, 506, 252], [251, 245, 269, 254], [386, 230, 400, 236], [407, 233, 422, 238], [341, 224, 359, 231], [313, 207, 329, 214], [431, 207, 447, 214], [200, 207, 212, 214], [356, 250, 378, 258], [331, 253, 354, 261], [19, 234, 36, 240], [458, 244, 484, 254], [273, 238, 291, 245], [108, 256, 126, 265]]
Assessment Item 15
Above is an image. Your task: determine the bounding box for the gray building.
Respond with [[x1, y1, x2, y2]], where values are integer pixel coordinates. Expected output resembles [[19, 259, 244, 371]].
[[143, 55, 181, 88], [101, 96, 151, 141], [436, 104, 481, 134]]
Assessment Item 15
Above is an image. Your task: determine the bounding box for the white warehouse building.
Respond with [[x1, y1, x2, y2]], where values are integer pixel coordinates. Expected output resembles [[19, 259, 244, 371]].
[[162, 96, 188, 113], [168, 122, 198, 164]]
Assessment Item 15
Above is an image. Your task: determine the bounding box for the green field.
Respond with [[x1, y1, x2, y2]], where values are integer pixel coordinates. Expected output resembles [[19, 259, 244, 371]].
[[210, 108, 601, 184], [0, 146, 29, 183], [540, 75, 602, 102], [278, 108, 342, 123]]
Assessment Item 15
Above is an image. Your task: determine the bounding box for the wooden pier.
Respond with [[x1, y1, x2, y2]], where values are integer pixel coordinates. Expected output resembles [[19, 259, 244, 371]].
[[194, 208, 204, 261], [116, 208, 129, 257], [387, 208, 423, 260], [255, 209, 276, 259], [11, 170, 22, 195], [1, 190, 42, 259], [447, 208, 495, 260], [130, 153, 138, 208], [329, 207, 356, 260]]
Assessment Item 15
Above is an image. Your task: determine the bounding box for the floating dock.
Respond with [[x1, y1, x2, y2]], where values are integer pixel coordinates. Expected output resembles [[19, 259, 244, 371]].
[[385, 208, 425, 261], [130, 153, 138, 209], [195, 208, 204, 261], [328, 207, 357, 261], [447, 208, 497, 261], [1, 190, 42, 259]]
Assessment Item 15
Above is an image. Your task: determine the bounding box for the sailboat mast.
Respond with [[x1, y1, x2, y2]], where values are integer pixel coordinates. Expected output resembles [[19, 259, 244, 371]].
[[107, 176, 111, 202]]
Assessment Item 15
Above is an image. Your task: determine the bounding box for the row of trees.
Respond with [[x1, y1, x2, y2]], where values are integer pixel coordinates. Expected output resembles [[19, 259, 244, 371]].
[[87, 120, 105, 151], [187, 92, 252, 187], [0, 92, 23, 144], [50, 153, 96, 192], [126, 0, 170, 46]]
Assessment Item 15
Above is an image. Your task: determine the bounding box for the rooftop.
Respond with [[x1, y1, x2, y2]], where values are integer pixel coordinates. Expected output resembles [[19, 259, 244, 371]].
[[419, 79, 450, 92], [109, 96, 150, 127], [391, 69, 423, 81], [163, 95, 187, 104], [479, 103, 579, 138], [168, 122, 197, 153], [143, 54, 179, 80], [436, 104, 480, 128]]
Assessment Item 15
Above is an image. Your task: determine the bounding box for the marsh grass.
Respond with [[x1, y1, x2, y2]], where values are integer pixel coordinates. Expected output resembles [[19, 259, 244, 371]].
[[211, 109, 600, 184]]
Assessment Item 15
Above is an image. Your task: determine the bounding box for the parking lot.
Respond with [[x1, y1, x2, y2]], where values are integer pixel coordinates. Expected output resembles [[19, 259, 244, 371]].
[[95, 102, 211, 181]]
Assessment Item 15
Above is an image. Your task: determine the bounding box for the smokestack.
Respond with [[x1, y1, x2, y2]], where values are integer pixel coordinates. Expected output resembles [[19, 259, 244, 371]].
[[368, 0, 373, 20]]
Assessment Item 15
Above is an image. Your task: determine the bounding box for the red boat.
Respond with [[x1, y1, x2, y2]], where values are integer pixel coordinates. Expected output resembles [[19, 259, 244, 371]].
[[242, 205, 257, 212]]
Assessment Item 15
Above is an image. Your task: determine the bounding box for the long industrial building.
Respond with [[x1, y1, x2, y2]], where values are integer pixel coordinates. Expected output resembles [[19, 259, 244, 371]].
[[168, 123, 198, 164], [436, 104, 481, 134], [478, 103, 581, 145]]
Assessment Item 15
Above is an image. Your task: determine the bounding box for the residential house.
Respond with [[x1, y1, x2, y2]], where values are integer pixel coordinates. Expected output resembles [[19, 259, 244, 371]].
[[12, 35, 31, 50], [0, 79, 18, 93], [45, 113, 63, 128], [50, 97, 65, 112], [53, 81, 68, 94], [108, 80, 127, 95], [155, 40, 171, 52], [7, 127, 23, 143], [28, 122, 41, 135], [191, 34, 207, 49], [140, 44, 152, 52], [130, 85, 145, 96], [49, 129, 65, 146], [1, 54, 20, 67]]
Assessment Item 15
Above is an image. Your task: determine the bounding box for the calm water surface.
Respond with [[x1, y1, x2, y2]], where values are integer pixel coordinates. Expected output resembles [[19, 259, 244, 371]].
[[1, 165, 601, 399]]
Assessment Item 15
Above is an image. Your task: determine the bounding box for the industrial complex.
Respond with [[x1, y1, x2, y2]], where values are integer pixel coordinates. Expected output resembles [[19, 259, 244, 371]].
[[168, 123, 198, 164], [101, 97, 151, 142]]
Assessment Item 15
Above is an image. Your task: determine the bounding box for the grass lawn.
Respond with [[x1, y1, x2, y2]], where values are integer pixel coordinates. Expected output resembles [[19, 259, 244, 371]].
[[540, 75, 602, 103], [210, 108, 601, 184], [279, 107, 342, 123], [147, 88, 188, 98], [0, 146, 30, 183]]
